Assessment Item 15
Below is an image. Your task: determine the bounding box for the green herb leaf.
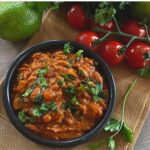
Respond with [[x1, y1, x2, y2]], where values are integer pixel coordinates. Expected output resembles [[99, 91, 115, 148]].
[[137, 66, 150, 78], [78, 69, 84, 76], [63, 74, 76, 81], [108, 137, 115, 150], [22, 88, 33, 97], [36, 67, 48, 89], [57, 79, 65, 87], [104, 118, 121, 132], [34, 94, 43, 104], [119, 2, 130, 10], [32, 107, 43, 117], [63, 96, 80, 110], [65, 85, 76, 95], [76, 50, 84, 60], [49, 2, 62, 11], [63, 42, 73, 55], [40, 101, 58, 112], [94, 2, 116, 25], [18, 111, 33, 123], [37, 76, 48, 89], [121, 123, 133, 143], [37, 67, 48, 77], [49, 101, 58, 111], [90, 83, 103, 95], [32, 101, 58, 117], [67, 59, 74, 68]]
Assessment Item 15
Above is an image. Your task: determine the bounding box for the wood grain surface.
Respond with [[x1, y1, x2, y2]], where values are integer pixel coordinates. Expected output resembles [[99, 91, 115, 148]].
[[0, 38, 150, 150]]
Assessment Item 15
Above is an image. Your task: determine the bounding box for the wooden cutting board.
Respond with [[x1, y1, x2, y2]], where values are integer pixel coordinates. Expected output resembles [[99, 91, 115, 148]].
[[0, 10, 150, 150]]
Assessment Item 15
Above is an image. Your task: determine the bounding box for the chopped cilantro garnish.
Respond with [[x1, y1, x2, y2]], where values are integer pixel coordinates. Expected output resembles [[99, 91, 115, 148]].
[[36, 67, 48, 89], [57, 79, 65, 87], [78, 69, 84, 76], [63, 96, 80, 110], [80, 79, 103, 101], [22, 88, 33, 97], [18, 111, 33, 123], [34, 94, 43, 104], [67, 59, 73, 68], [76, 50, 84, 60], [22, 83, 37, 97], [65, 85, 76, 95], [63, 74, 76, 81], [63, 42, 73, 55], [37, 67, 48, 77], [37, 76, 48, 89], [32, 108, 43, 117], [32, 101, 58, 117]]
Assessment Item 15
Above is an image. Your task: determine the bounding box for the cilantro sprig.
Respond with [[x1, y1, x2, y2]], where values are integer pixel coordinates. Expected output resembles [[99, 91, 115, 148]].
[[76, 50, 84, 60], [63, 96, 80, 110], [32, 101, 58, 117], [63, 42, 73, 55], [88, 79, 137, 150], [18, 111, 33, 124]]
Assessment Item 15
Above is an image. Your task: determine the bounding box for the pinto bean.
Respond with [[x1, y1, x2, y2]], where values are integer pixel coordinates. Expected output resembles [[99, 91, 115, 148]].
[[43, 113, 51, 123], [25, 124, 39, 133]]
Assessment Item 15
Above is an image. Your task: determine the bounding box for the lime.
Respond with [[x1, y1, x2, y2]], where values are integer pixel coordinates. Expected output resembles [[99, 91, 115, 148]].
[[0, 2, 48, 41]]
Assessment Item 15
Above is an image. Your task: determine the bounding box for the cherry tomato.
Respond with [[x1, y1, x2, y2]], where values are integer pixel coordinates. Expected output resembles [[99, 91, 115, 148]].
[[96, 40, 124, 65], [67, 4, 87, 29], [76, 31, 99, 49], [89, 20, 116, 37], [126, 41, 150, 69], [121, 21, 146, 43]]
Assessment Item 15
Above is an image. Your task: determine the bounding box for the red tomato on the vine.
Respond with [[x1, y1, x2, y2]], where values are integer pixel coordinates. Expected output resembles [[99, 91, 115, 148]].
[[76, 31, 99, 49], [89, 20, 116, 37], [96, 40, 124, 65], [121, 21, 146, 43], [67, 4, 88, 30], [126, 41, 150, 69]]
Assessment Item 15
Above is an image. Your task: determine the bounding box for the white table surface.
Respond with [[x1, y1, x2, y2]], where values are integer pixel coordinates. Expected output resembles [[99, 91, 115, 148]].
[[0, 39, 149, 150]]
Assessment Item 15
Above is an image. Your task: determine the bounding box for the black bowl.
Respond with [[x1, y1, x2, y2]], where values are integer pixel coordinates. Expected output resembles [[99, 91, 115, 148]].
[[3, 40, 116, 147]]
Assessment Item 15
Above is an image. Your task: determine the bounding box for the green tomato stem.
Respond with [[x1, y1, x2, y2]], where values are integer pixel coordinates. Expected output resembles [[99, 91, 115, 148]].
[[144, 24, 150, 41], [111, 79, 137, 138], [114, 17, 122, 33], [94, 27, 150, 43]]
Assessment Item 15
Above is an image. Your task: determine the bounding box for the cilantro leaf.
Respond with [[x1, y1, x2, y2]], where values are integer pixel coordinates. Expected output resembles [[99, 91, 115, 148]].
[[33, 94, 43, 104], [65, 85, 76, 95], [104, 118, 121, 132], [32, 101, 58, 117], [108, 137, 115, 150], [121, 123, 133, 143], [63, 42, 73, 55], [36, 67, 48, 89], [32, 107, 43, 117], [63, 96, 80, 110], [22, 88, 33, 97], [137, 66, 150, 78], [49, 2, 62, 11], [76, 50, 84, 60], [78, 69, 84, 76], [18, 111, 33, 123], [63, 74, 76, 81], [37, 76, 48, 89], [37, 67, 48, 76], [57, 79, 65, 87], [94, 2, 116, 25]]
